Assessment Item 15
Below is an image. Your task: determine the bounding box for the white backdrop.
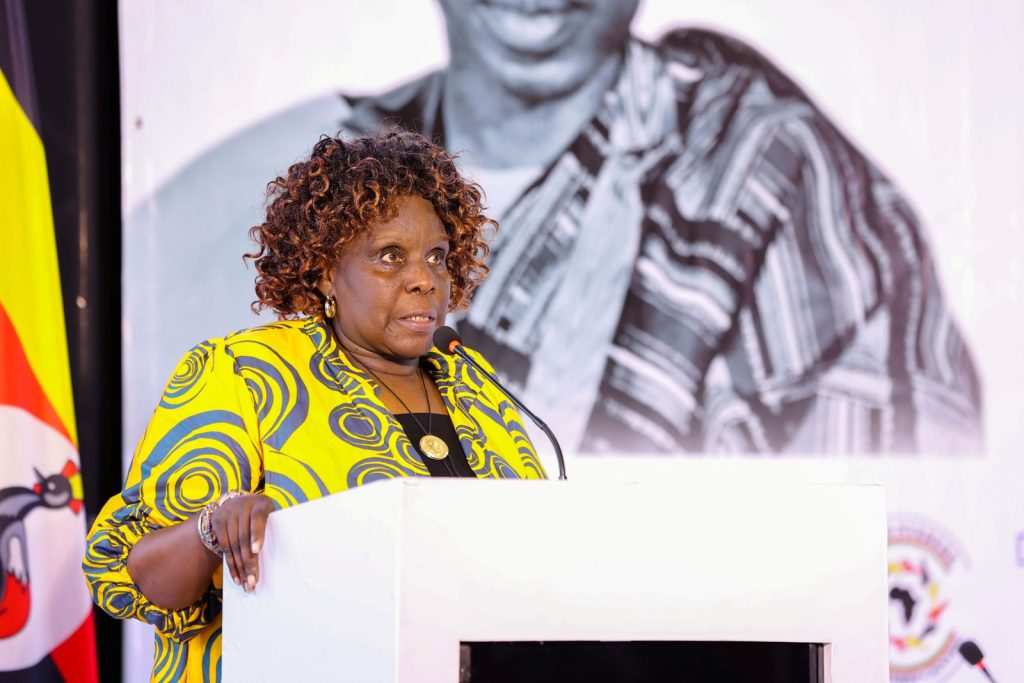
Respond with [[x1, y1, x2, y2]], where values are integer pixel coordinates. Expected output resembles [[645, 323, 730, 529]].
[[119, 1, 1024, 681]]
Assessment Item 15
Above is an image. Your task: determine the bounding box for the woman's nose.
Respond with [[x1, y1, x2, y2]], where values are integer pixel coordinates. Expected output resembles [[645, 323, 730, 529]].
[[404, 258, 437, 293]]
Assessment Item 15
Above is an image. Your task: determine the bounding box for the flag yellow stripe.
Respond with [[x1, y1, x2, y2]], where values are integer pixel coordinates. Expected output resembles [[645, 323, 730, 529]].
[[0, 70, 77, 446]]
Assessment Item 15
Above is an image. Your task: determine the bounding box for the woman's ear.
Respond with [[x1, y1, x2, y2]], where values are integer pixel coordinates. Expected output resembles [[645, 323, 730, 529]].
[[315, 274, 334, 300]]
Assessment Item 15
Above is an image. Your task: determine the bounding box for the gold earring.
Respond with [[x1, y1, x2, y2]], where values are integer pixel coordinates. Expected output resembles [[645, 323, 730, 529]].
[[323, 296, 337, 319]]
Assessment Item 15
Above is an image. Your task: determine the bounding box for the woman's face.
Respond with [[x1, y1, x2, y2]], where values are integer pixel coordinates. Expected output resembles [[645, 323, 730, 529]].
[[321, 195, 451, 362]]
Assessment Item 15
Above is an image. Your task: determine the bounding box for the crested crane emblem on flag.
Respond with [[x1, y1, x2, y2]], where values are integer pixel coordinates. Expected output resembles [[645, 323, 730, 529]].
[[0, 460, 84, 639]]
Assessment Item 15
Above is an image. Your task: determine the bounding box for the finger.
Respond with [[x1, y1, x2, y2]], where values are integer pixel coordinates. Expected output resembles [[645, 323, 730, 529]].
[[237, 508, 258, 591], [250, 499, 270, 555], [232, 512, 250, 591], [212, 509, 240, 585], [224, 506, 246, 587], [248, 505, 270, 587]]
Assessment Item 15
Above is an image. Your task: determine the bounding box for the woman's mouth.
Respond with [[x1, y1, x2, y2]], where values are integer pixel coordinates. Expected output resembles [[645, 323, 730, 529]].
[[475, 0, 585, 55], [396, 314, 436, 333]]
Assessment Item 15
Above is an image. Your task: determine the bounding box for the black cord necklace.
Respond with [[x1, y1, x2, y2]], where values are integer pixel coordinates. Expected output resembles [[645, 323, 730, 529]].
[[351, 356, 451, 463]]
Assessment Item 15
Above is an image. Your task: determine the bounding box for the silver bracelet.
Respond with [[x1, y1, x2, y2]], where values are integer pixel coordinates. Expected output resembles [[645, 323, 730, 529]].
[[197, 490, 244, 555]]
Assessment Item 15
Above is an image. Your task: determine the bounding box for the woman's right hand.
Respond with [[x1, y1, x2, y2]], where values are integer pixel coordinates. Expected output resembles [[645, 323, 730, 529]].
[[210, 493, 276, 592]]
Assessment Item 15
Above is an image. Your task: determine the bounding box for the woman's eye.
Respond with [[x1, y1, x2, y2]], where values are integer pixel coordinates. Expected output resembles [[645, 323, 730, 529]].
[[380, 250, 403, 264], [426, 251, 446, 265]]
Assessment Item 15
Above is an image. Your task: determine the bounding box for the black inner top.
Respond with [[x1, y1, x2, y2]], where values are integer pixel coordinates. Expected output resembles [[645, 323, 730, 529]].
[[394, 411, 477, 478]]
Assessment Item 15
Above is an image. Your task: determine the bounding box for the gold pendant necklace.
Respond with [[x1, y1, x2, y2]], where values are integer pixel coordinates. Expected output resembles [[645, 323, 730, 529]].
[[354, 356, 449, 462], [419, 433, 449, 461]]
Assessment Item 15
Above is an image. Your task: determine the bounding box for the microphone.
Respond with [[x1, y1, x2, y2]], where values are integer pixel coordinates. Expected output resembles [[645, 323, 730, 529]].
[[433, 326, 567, 480], [958, 640, 997, 683]]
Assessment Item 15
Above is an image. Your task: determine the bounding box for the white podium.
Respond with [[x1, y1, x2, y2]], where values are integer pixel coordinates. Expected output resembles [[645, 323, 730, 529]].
[[223, 479, 887, 682]]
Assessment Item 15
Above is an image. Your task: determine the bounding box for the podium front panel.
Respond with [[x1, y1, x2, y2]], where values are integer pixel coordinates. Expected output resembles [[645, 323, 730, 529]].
[[223, 479, 886, 681]]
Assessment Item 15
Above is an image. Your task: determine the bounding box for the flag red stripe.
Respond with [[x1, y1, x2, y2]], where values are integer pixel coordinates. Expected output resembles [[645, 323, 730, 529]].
[[0, 300, 71, 442], [50, 614, 99, 683]]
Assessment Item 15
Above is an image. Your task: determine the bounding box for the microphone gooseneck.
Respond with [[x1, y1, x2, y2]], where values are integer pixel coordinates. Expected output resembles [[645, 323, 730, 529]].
[[433, 326, 567, 480]]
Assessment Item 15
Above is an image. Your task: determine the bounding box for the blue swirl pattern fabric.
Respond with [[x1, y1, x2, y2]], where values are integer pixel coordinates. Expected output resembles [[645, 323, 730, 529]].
[[83, 318, 545, 682]]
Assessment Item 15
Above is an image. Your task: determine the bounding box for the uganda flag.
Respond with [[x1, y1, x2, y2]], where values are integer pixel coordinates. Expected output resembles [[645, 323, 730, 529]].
[[0, 2, 99, 681]]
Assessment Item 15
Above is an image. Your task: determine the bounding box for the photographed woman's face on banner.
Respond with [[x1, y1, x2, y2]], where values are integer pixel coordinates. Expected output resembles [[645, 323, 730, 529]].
[[438, 0, 640, 98]]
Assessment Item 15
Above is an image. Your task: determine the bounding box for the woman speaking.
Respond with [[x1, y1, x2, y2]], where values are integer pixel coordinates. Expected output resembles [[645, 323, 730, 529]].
[[83, 129, 546, 682]]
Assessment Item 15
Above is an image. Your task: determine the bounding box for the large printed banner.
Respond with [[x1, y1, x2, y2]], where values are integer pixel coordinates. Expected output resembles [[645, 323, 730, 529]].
[[119, 1, 1023, 681]]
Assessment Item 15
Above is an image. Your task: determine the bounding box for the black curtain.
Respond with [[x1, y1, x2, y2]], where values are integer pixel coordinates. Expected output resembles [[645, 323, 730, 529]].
[[24, 2, 123, 680]]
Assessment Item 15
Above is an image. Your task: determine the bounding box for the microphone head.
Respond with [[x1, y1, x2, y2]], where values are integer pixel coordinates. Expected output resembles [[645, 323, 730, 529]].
[[433, 326, 463, 355], [958, 640, 984, 665]]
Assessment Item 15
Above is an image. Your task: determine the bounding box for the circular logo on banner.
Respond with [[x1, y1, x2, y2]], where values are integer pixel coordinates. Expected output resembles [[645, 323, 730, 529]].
[[888, 517, 969, 682]]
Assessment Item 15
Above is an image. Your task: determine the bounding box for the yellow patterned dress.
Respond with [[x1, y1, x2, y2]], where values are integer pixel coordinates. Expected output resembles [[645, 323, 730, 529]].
[[83, 318, 546, 682]]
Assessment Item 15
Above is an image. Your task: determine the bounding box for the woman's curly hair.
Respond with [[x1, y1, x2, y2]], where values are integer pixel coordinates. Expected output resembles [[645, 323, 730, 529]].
[[245, 128, 496, 318]]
